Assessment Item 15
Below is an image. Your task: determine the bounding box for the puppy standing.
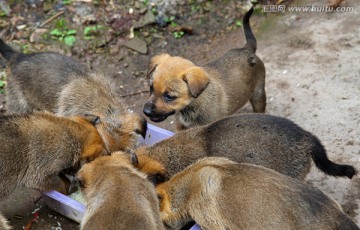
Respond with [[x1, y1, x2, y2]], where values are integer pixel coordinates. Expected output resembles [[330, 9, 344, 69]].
[[77, 153, 165, 230], [144, 7, 266, 130], [0, 39, 146, 152], [0, 112, 107, 199], [136, 114, 356, 182], [156, 157, 360, 230]]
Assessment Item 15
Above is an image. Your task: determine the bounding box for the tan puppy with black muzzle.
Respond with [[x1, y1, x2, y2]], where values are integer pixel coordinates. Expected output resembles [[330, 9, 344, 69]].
[[156, 157, 360, 230], [144, 7, 266, 130]]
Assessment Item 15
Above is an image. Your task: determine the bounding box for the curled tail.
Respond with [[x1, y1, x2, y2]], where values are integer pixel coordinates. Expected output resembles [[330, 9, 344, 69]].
[[0, 38, 17, 60], [311, 136, 357, 179], [243, 7, 257, 53]]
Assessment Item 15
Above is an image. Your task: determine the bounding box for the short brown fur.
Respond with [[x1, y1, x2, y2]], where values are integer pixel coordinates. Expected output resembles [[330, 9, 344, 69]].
[[0, 112, 107, 199], [0, 38, 146, 153], [156, 157, 359, 230], [136, 114, 356, 183], [143, 8, 266, 130], [77, 154, 165, 230]]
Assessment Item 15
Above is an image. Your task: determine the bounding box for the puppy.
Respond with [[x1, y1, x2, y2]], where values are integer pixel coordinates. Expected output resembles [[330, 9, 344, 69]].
[[77, 153, 165, 230], [144, 7, 266, 130], [0, 112, 107, 199], [0, 213, 11, 230], [136, 114, 356, 182], [156, 157, 359, 230], [0, 39, 146, 152]]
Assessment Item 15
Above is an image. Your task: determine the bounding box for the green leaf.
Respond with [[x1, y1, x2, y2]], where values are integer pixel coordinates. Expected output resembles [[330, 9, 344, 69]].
[[84, 26, 94, 36], [57, 19, 64, 28], [170, 22, 177, 27], [235, 20, 243, 27], [66, 29, 77, 35], [64, 35, 76, 46], [0, 81, 4, 87], [50, 28, 63, 36]]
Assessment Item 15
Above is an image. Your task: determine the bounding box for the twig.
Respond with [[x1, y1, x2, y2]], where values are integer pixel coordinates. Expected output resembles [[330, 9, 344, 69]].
[[120, 90, 149, 98], [40, 11, 64, 28]]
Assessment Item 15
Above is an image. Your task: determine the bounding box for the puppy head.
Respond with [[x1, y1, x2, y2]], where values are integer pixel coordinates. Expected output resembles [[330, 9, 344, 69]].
[[76, 154, 138, 196], [156, 183, 189, 229], [96, 112, 147, 153], [71, 114, 108, 164], [143, 54, 210, 122]]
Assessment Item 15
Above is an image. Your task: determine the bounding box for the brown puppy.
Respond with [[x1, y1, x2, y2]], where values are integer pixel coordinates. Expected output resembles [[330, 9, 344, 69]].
[[136, 114, 356, 183], [156, 157, 359, 230], [77, 153, 165, 230], [0, 39, 146, 152], [144, 7, 266, 130], [0, 213, 11, 230], [0, 112, 107, 199]]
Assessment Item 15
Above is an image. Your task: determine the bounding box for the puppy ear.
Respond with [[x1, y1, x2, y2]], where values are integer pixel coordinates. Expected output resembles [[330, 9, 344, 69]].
[[181, 67, 210, 98], [147, 54, 170, 78], [130, 152, 139, 167]]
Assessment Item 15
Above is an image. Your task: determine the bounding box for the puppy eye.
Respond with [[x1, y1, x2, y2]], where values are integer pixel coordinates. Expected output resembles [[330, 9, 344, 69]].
[[157, 194, 163, 202], [150, 85, 153, 94], [163, 93, 177, 102]]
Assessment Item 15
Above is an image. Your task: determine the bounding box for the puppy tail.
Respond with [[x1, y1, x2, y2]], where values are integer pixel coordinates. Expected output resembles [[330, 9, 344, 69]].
[[0, 38, 17, 60], [311, 136, 357, 179], [243, 7, 257, 53]]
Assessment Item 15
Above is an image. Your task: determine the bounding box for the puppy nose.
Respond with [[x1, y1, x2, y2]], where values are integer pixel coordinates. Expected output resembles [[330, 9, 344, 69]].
[[143, 103, 154, 117]]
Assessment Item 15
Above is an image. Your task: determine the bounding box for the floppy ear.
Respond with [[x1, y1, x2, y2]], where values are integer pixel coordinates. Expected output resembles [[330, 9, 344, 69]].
[[147, 54, 170, 78], [181, 67, 210, 98]]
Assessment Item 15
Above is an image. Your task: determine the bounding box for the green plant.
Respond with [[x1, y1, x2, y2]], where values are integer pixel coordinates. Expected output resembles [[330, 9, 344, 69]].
[[63, 0, 71, 5], [235, 20, 243, 27], [0, 10, 7, 17], [83, 25, 104, 40], [50, 18, 77, 46], [21, 44, 31, 54], [0, 72, 6, 94], [142, 0, 149, 6], [164, 16, 175, 24], [151, 7, 157, 14], [173, 31, 184, 39]]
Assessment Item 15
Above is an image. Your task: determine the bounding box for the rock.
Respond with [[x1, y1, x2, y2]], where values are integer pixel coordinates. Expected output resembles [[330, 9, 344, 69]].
[[123, 36, 148, 54], [30, 28, 48, 43], [133, 11, 156, 29]]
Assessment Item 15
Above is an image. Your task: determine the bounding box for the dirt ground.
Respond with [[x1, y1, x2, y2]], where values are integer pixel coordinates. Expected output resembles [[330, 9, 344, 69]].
[[1, 0, 360, 229]]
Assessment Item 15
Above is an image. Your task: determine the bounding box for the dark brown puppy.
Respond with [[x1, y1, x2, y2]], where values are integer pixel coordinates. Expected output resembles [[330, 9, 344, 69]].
[[0, 39, 146, 152], [136, 114, 356, 182], [144, 7, 266, 130], [77, 153, 165, 230], [0, 112, 107, 199], [156, 157, 359, 230]]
